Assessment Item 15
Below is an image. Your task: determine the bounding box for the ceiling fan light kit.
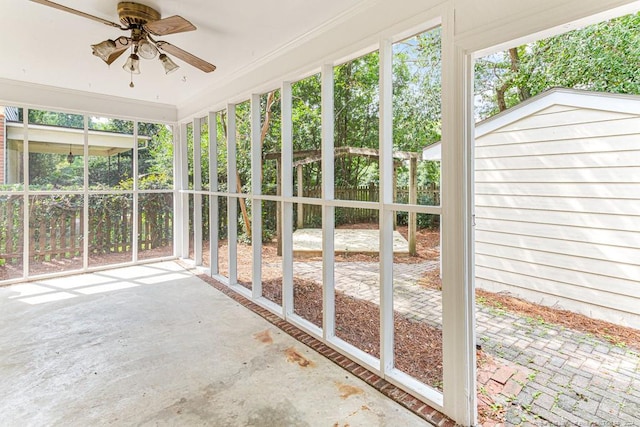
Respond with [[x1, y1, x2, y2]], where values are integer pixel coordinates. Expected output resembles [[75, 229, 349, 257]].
[[159, 54, 179, 74], [123, 53, 141, 74], [137, 39, 158, 60], [32, 0, 216, 87], [91, 39, 118, 61]]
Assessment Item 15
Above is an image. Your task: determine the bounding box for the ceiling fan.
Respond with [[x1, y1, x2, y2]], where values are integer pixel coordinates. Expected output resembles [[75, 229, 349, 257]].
[[30, 0, 216, 87]]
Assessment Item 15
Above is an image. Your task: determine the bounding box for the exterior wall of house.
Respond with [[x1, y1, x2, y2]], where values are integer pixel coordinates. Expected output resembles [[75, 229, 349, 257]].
[[474, 103, 640, 328]]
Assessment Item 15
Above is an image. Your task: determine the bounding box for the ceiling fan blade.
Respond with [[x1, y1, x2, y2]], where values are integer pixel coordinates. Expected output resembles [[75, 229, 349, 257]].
[[156, 41, 216, 73], [30, 0, 123, 29], [144, 16, 196, 36]]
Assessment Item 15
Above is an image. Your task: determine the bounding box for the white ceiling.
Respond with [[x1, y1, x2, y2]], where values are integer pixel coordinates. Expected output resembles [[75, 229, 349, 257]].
[[0, 0, 366, 107]]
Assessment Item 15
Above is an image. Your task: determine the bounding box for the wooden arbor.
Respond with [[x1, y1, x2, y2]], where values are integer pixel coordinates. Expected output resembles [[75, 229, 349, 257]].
[[263, 147, 422, 255]]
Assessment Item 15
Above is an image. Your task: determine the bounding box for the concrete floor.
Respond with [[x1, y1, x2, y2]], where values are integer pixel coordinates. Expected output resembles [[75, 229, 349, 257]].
[[0, 262, 430, 426]]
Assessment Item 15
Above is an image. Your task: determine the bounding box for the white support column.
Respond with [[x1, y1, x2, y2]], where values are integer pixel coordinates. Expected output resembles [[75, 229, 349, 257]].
[[378, 37, 395, 373], [179, 122, 190, 259], [250, 94, 263, 299], [321, 63, 335, 339], [83, 115, 89, 270], [209, 111, 219, 275], [193, 117, 203, 266], [132, 121, 139, 263], [440, 8, 477, 426], [281, 82, 294, 316], [172, 124, 180, 258], [22, 109, 29, 278], [227, 103, 238, 285]]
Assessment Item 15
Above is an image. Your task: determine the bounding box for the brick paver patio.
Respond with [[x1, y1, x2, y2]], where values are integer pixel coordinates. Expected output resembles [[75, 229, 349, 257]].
[[292, 260, 640, 426]]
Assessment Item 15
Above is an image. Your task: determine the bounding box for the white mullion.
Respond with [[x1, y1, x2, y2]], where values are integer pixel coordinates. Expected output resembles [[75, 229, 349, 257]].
[[281, 83, 294, 315], [250, 94, 263, 299], [83, 115, 89, 270], [209, 111, 219, 275], [22, 108, 29, 278], [193, 117, 203, 266], [171, 124, 180, 258], [378, 37, 394, 374], [132, 121, 139, 263], [440, 8, 476, 425], [179, 122, 190, 259], [321, 63, 335, 339], [227, 103, 238, 285]]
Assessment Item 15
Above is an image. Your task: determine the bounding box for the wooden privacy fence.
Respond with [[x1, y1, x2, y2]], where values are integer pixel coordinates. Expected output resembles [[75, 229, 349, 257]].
[[0, 195, 24, 264], [297, 183, 440, 227], [0, 193, 173, 266], [137, 193, 173, 252]]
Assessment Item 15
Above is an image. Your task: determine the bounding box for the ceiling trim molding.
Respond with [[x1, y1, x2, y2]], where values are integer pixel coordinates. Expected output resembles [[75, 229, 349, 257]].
[[455, 0, 640, 57], [0, 77, 177, 123]]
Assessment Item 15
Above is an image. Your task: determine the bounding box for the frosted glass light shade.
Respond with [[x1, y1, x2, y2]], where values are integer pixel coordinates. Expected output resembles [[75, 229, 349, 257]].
[[159, 54, 179, 74], [138, 40, 158, 59], [91, 39, 117, 63], [123, 54, 141, 74]]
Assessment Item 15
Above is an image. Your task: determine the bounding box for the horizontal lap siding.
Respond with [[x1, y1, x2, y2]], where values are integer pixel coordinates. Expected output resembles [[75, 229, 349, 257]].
[[476, 253, 639, 298], [476, 242, 640, 294], [475, 206, 640, 232], [477, 195, 640, 216], [475, 134, 640, 159], [475, 104, 640, 327], [476, 182, 639, 198], [477, 116, 640, 145]]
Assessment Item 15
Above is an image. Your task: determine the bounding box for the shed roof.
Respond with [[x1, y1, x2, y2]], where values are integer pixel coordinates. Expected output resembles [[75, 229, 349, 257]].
[[422, 88, 640, 161]]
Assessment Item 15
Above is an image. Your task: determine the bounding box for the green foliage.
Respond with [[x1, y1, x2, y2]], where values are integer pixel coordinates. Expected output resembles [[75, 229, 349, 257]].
[[235, 100, 252, 192], [334, 52, 380, 187], [292, 75, 321, 190], [88, 152, 133, 189], [393, 28, 442, 152], [22, 109, 83, 128], [475, 12, 640, 119], [395, 210, 440, 229], [28, 152, 83, 190], [139, 123, 174, 188]]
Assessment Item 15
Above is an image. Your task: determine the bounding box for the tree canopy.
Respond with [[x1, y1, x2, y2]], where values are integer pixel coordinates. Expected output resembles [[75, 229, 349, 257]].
[[475, 12, 640, 119]]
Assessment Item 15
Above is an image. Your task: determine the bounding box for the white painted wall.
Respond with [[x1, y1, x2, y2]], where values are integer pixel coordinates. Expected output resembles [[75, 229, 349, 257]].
[[474, 90, 640, 328]]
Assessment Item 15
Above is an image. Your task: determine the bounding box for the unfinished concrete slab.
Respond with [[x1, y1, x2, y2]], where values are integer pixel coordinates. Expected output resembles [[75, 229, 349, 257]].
[[0, 262, 430, 426], [293, 228, 409, 257]]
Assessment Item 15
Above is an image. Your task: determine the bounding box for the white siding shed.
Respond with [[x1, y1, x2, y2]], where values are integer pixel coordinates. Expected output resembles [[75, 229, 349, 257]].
[[425, 88, 640, 328]]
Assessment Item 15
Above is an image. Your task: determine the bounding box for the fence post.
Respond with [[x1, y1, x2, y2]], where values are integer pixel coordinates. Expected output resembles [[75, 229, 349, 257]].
[[297, 164, 304, 229], [408, 157, 417, 256]]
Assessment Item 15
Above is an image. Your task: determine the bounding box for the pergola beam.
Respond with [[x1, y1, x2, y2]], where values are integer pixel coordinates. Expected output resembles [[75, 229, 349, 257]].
[[264, 146, 421, 168]]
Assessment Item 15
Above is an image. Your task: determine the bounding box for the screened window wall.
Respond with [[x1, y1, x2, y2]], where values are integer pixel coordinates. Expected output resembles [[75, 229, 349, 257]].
[[177, 17, 468, 419], [0, 106, 176, 282]]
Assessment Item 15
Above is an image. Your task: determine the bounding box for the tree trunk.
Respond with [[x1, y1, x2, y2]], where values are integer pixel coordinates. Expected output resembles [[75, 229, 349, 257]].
[[496, 47, 531, 112], [236, 171, 251, 239], [508, 47, 531, 102]]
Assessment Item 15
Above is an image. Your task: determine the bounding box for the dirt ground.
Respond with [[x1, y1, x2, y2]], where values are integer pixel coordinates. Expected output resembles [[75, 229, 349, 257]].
[[0, 246, 173, 280], [210, 225, 445, 390], [418, 265, 640, 351]]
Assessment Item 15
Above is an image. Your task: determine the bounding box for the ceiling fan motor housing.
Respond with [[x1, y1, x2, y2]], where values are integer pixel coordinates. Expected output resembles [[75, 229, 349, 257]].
[[117, 2, 161, 27]]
